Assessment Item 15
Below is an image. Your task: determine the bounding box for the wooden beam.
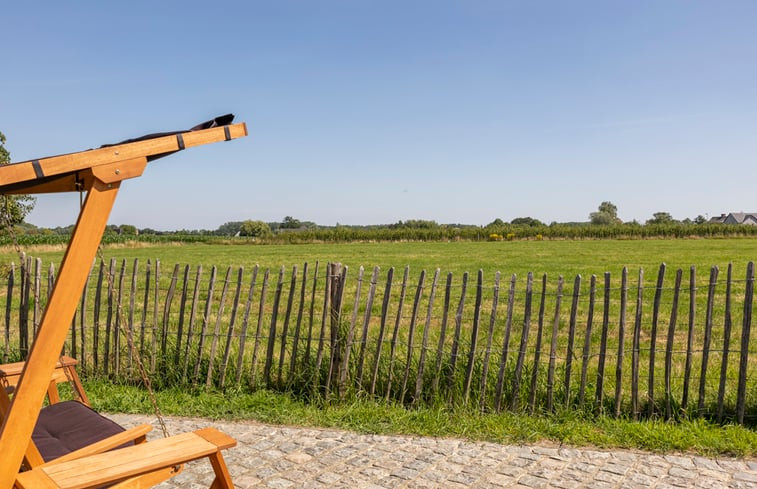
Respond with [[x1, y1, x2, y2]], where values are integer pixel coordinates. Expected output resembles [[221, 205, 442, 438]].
[[0, 122, 247, 194]]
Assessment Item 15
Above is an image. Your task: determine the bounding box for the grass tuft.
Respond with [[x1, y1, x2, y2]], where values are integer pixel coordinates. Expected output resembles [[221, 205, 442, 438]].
[[85, 380, 757, 458]]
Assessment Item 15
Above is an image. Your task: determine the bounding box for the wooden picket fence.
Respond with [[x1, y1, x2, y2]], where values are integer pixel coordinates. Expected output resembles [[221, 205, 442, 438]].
[[2, 255, 756, 425]]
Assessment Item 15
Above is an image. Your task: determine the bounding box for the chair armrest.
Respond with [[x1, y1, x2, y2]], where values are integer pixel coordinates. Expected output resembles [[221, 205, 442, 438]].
[[45, 424, 153, 466], [15, 428, 237, 489]]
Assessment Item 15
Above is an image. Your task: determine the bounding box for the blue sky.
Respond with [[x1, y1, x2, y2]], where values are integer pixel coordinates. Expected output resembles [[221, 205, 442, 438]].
[[2, 1, 756, 230]]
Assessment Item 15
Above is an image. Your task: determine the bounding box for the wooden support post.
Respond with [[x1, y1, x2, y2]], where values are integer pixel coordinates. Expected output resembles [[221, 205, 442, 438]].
[[0, 180, 121, 489]]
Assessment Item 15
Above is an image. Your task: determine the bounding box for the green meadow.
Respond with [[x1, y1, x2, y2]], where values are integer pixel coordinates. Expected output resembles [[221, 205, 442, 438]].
[[5, 237, 757, 277]]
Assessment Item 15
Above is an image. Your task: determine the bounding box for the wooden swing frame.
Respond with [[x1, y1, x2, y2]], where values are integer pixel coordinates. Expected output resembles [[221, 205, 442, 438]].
[[0, 119, 247, 489]]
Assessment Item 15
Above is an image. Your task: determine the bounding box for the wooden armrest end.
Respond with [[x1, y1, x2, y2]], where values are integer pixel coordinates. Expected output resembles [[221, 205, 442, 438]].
[[16, 428, 237, 489]]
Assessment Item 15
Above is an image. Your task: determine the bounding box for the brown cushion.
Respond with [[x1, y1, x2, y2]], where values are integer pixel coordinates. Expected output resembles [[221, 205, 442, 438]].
[[32, 401, 131, 462]]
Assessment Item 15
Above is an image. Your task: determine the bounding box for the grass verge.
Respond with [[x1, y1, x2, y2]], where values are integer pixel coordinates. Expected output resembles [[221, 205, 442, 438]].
[[85, 380, 757, 458]]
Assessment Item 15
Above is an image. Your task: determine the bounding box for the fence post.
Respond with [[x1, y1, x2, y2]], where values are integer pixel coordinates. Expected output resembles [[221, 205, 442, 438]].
[[356, 266, 379, 389], [614, 268, 627, 417], [221, 266, 245, 388], [579, 275, 596, 407], [595, 272, 611, 413], [401, 269, 425, 403], [681, 266, 696, 413], [237, 265, 259, 385], [698, 266, 719, 414], [494, 274, 517, 410], [278, 265, 298, 388], [386, 266, 410, 401], [371, 267, 394, 396], [529, 274, 548, 413], [716, 263, 733, 422], [664, 268, 682, 420], [632, 268, 644, 419], [264, 266, 285, 389], [510, 272, 533, 412], [564, 274, 581, 408], [547, 276, 564, 412], [415, 268, 440, 405], [340, 265, 363, 398], [736, 262, 754, 424]]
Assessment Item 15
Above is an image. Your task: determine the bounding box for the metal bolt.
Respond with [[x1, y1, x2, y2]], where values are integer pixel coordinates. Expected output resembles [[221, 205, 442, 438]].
[[115, 169, 120, 175]]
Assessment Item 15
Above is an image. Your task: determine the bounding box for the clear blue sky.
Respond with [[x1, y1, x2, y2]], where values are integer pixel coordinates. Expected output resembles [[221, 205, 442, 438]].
[[2, 1, 756, 230]]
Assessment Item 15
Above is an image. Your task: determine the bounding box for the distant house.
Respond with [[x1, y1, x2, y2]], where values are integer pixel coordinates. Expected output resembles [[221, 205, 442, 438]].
[[708, 213, 757, 225]]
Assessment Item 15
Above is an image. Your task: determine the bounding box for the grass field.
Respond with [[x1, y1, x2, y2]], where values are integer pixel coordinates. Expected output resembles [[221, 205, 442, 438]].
[[4, 237, 757, 278], [5, 237, 757, 456]]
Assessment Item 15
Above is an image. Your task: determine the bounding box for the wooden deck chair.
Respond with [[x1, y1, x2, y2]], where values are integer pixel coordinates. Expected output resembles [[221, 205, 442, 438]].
[[0, 115, 248, 489], [0, 356, 153, 471]]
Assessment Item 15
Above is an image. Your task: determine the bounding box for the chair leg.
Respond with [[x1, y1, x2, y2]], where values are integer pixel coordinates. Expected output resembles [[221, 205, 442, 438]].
[[208, 452, 234, 489]]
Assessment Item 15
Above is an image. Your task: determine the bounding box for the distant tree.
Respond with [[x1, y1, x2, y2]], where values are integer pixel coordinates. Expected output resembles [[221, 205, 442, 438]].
[[0, 131, 36, 227], [694, 215, 707, 225], [511, 217, 545, 227], [390, 219, 439, 229], [118, 224, 138, 235], [590, 201, 622, 225], [646, 212, 675, 225], [239, 220, 272, 238], [216, 221, 243, 236], [280, 216, 302, 229], [487, 218, 505, 227]]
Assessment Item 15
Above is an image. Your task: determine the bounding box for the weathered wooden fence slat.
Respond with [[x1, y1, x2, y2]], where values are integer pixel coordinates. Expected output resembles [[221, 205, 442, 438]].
[[278, 265, 298, 389], [736, 262, 754, 424], [415, 268, 439, 405], [355, 266, 379, 389], [446, 271, 468, 401], [647, 263, 666, 417], [547, 276, 564, 412], [565, 274, 581, 407], [401, 269, 425, 402], [220, 266, 245, 388], [716, 263, 733, 422], [182, 265, 203, 381], [494, 273, 517, 411], [631, 268, 644, 419], [579, 274, 596, 407], [595, 272, 611, 413], [664, 268, 683, 420], [251, 268, 270, 387], [614, 268, 627, 417], [699, 266, 719, 413], [386, 266, 410, 401], [370, 267, 394, 396], [529, 274, 548, 413], [510, 271, 532, 412], [478, 270, 499, 411], [4, 262, 14, 362], [237, 265, 259, 385], [174, 264, 190, 368], [194, 265, 216, 382], [264, 266, 285, 388], [431, 272, 452, 397], [682, 266, 696, 411], [340, 266, 363, 398]]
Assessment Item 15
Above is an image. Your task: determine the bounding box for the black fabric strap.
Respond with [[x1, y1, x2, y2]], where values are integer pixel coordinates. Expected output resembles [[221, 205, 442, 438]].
[[224, 126, 231, 141], [32, 160, 44, 178], [176, 134, 185, 150]]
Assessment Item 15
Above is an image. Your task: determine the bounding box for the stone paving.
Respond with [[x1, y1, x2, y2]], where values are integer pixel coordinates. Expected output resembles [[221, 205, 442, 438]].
[[109, 414, 757, 489]]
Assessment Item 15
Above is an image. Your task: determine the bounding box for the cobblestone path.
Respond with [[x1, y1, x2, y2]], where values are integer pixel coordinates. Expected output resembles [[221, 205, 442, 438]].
[[109, 414, 757, 488]]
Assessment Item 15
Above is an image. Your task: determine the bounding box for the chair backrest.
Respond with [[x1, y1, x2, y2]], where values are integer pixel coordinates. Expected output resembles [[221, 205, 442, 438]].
[[0, 356, 89, 406], [0, 357, 92, 469]]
